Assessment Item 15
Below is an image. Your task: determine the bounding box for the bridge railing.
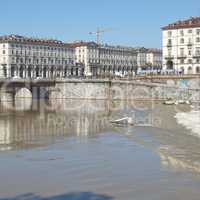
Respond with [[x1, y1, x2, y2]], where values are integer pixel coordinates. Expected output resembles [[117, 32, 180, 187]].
[[0, 74, 200, 83]]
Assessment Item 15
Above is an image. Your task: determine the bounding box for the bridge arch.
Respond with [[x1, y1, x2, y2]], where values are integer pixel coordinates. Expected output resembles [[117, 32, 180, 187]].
[[15, 88, 32, 99], [15, 88, 32, 111], [0, 87, 33, 111]]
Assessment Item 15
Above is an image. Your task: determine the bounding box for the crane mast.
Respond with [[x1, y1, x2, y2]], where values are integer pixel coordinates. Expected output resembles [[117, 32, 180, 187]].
[[89, 28, 112, 45]]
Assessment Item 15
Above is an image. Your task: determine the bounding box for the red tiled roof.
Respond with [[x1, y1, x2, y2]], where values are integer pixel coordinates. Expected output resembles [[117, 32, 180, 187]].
[[162, 17, 200, 30], [69, 41, 98, 48], [0, 34, 72, 48]]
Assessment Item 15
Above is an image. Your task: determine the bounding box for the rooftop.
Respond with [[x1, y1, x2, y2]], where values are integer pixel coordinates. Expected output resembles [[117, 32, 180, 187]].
[[0, 34, 161, 53], [69, 41, 98, 48], [0, 34, 72, 48], [147, 48, 162, 54], [70, 42, 149, 52], [162, 17, 200, 30]]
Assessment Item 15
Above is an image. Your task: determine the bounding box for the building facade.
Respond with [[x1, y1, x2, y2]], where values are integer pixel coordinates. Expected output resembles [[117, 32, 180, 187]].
[[162, 17, 200, 74], [135, 47, 148, 69], [0, 35, 83, 78], [136, 47, 162, 74], [146, 48, 162, 69], [0, 34, 162, 79], [73, 42, 138, 77]]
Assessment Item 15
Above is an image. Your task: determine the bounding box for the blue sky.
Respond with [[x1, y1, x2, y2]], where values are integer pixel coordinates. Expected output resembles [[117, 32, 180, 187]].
[[0, 0, 199, 48]]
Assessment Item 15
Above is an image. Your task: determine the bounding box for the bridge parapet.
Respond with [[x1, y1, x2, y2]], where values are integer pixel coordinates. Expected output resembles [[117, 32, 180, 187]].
[[0, 78, 199, 110]]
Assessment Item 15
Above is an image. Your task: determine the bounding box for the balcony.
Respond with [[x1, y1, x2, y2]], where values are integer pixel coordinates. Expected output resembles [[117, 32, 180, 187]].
[[177, 55, 187, 59], [165, 55, 174, 60], [187, 42, 193, 47], [193, 54, 200, 58], [167, 43, 172, 48]]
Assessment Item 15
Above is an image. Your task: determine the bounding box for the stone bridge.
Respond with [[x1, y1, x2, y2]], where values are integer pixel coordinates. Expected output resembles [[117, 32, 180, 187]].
[[0, 77, 199, 110], [0, 79, 58, 109]]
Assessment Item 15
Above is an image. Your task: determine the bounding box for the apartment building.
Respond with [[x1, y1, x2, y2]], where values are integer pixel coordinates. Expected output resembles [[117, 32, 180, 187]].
[[135, 47, 162, 74], [72, 42, 138, 77], [0, 35, 83, 78], [162, 17, 200, 74], [146, 48, 162, 68], [0, 34, 162, 78]]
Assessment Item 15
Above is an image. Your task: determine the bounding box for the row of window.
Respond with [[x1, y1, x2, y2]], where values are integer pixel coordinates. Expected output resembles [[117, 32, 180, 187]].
[[11, 57, 74, 65], [87, 48, 135, 56], [180, 37, 200, 44], [100, 55, 135, 59], [179, 47, 200, 56], [2, 49, 74, 57], [100, 52, 134, 56], [77, 53, 136, 60], [167, 37, 200, 46], [9, 44, 74, 52], [77, 59, 137, 65], [77, 51, 135, 57], [10, 50, 74, 57], [180, 59, 200, 64], [91, 59, 136, 65], [168, 29, 200, 37]]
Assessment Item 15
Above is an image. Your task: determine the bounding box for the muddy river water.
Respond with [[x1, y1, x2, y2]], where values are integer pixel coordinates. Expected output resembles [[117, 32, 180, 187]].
[[0, 100, 200, 200]]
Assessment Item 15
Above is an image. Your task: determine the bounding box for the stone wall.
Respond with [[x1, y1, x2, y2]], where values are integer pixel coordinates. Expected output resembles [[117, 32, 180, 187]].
[[52, 80, 110, 100], [52, 79, 200, 101]]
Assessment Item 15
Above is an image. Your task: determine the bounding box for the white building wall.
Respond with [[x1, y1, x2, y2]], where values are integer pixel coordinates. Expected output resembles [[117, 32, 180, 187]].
[[0, 39, 77, 78], [163, 27, 200, 74], [75, 44, 138, 76]]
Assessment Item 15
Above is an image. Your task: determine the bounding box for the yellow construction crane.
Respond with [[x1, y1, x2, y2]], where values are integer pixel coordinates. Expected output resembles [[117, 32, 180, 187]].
[[89, 28, 112, 44]]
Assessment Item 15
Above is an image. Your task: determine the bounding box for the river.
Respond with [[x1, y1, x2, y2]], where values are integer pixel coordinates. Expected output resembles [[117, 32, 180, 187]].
[[0, 99, 200, 200]]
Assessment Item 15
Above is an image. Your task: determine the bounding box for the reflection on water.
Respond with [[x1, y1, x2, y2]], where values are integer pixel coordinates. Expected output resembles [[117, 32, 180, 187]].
[[0, 100, 114, 151], [0, 99, 200, 174], [159, 147, 200, 173], [113, 103, 200, 174], [0, 99, 200, 199], [0, 99, 160, 151]]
